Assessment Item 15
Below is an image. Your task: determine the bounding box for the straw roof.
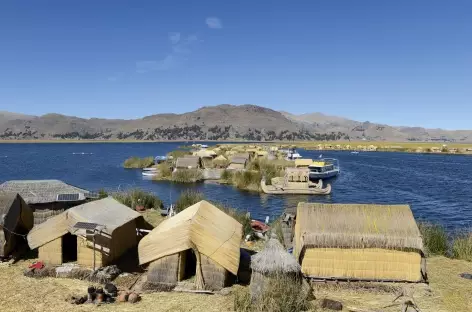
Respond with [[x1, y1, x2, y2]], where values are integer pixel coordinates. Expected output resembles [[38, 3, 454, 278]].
[[294, 159, 313, 167], [295, 203, 424, 255], [233, 153, 250, 160], [0, 180, 89, 204], [138, 200, 243, 275], [193, 150, 216, 158], [213, 155, 227, 162], [175, 156, 200, 168], [27, 197, 142, 249], [251, 238, 301, 274], [230, 156, 248, 165]]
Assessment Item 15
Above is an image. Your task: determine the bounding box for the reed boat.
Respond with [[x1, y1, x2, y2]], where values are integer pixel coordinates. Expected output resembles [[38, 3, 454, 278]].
[[260, 177, 331, 195]]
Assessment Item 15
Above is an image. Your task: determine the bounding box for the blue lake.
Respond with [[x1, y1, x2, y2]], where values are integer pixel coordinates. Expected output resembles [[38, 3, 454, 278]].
[[0, 142, 471, 232]]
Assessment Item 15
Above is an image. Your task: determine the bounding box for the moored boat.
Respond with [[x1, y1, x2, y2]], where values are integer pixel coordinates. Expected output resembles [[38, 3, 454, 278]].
[[308, 158, 340, 180], [260, 177, 331, 195], [285, 148, 303, 160]]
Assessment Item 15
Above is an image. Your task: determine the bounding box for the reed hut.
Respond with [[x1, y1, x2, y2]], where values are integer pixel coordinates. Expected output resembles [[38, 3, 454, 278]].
[[27, 197, 143, 268], [139, 200, 242, 291], [250, 237, 302, 300], [294, 203, 426, 282], [0, 180, 90, 225], [0, 193, 34, 258], [175, 156, 201, 169], [212, 155, 228, 168]]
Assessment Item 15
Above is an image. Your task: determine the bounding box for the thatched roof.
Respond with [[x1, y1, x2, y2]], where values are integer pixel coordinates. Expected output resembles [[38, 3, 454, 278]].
[[230, 156, 248, 165], [138, 200, 242, 275], [251, 238, 301, 275], [213, 155, 227, 162], [295, 203, 424, 256], [0, 180, 89, 204], [232, 153, 250, 160], [175, 156, 200, 168], [27, 197, 142, 249], [193, 150, 216, 158]]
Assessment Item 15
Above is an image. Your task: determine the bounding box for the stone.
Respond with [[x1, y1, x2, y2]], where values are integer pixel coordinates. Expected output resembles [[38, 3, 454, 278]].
[[117, 291, 129, 303], [104, 283, 118, 297], [128, 292, 140, 303], [320, 298, 343, 311]]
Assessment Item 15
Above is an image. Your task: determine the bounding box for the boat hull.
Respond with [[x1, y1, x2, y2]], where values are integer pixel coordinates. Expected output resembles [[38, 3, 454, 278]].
[[309, 170, 339, 180]]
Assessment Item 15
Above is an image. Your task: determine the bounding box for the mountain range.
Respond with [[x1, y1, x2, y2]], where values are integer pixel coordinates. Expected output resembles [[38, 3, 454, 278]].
[[0, 105, 471, 142]]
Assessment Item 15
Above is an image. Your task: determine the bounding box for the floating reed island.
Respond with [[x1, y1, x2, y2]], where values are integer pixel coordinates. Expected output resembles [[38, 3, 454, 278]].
[[2, 180, 472, 311]]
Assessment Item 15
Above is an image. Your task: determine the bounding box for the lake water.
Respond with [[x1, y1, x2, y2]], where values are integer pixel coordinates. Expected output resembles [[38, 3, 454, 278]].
[[1, 142, 471, 232]]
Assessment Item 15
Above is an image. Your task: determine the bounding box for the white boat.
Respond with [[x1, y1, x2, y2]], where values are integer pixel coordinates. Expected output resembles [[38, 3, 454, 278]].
[[351, 151, 359, 154], [285, 148, 302, 160], [142, 171, 157, 177], [308, 158, 340, 180], [143, 167, 158, 171]]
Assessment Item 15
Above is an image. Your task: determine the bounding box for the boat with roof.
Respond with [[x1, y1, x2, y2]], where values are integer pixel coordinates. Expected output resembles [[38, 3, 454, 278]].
[[308, 158, 340, 180]]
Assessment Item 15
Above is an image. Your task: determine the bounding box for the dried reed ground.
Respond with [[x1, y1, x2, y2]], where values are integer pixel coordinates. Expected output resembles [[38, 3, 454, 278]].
[[1, 256, 470, 312]]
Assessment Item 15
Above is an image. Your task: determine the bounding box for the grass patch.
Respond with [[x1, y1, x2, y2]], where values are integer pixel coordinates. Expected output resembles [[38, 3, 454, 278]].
[[221, 169, 233, 182], [175, 190, 205, 213], [167, 149, 191, 159], [172, 169, 204, 183], [418, 222, 448, 256], [234, 275, 313, 312], [113, 189, 163, 209], [453, 233, 472, 261], [123, 156, 154, 168], [157, 162, 172, 178], [233, 170, 262, 190]]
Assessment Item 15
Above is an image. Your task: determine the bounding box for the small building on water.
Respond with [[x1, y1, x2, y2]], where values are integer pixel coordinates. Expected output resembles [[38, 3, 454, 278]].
[[27, 197, 143, 268], [175, 156, 202, 169], [0, 180, 91, 225]]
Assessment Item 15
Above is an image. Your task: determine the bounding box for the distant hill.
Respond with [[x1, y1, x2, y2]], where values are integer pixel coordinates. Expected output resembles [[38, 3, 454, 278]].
[[1, 105, 471, 142]]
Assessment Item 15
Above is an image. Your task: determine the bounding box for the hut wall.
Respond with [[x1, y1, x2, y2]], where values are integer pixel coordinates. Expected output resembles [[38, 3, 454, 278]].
[[77, 236, 105, 268], [301, 248, 422, 282], [200, 253, 231, 291], [147, 253, 181, 290], [39, 237, 63, 265], [110, 220, 138, 261]]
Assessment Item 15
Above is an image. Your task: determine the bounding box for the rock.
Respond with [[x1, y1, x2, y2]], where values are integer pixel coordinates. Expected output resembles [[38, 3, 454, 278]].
[[128, 292, 140, 303], [104, 283, 118, 297], [460, 273, 472, 280], [320, 298, 343, 311], [87, 286, 96, 294], [118, 291, 129, 303]]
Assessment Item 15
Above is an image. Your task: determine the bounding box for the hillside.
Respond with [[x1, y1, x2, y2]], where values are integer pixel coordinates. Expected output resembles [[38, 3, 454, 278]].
[[1, 105, 471, 141]]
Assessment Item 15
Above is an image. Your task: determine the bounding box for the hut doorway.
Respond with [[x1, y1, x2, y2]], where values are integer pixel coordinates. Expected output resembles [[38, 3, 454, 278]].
[[61, 233, 77, 263], [179, 249, 197, 280]]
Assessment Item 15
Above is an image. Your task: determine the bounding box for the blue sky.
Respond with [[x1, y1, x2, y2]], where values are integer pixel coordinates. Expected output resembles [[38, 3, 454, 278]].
[[0, 0, 470, 129]]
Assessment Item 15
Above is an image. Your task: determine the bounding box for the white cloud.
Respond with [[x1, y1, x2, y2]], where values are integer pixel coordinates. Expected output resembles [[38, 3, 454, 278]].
[[168, 32, 181, 44], [205, 17, 222, 29], [136, 35, 200, 73]]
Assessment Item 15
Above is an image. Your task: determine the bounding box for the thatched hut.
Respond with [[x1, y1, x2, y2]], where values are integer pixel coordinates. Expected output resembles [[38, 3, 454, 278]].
[[138, 200, 242, 291], [227, 153, 250, 170], [294, 203, 426, 282], [250, 237, 302, 300], [0, 193, 34, 258], [27, 197, 143, 268], [175, 156, 201, 169], [0, 180, 90, 225], [212, 155, 228, 168]]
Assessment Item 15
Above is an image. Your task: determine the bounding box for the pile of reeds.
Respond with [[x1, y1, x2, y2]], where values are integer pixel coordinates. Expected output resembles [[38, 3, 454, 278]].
[[113, 189, 163, 209], [123, 156, 154, 168], [452, 233, 472, 261]]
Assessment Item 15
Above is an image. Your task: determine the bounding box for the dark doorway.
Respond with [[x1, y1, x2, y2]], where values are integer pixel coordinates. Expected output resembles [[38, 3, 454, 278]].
[[61, 233, 77, 263], [181, 249, 197, 280]]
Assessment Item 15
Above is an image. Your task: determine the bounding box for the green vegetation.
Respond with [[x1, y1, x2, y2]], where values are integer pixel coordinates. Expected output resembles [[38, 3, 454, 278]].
[[113, 189, 163, 209], [452, 233, 472, 261], [233, 170, 262, 190], [234, 275, 312, 312], [172, 169, 204, 183], [175, 190, 205, 213], [419, 223, 448, 256], [269, 218, 285, 245], [167, 149, 191, 159], [157, 162, 172, 178], [221, 169, 233, 182], [97, 189, 108, 199], [123, 156, 154, 168]]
